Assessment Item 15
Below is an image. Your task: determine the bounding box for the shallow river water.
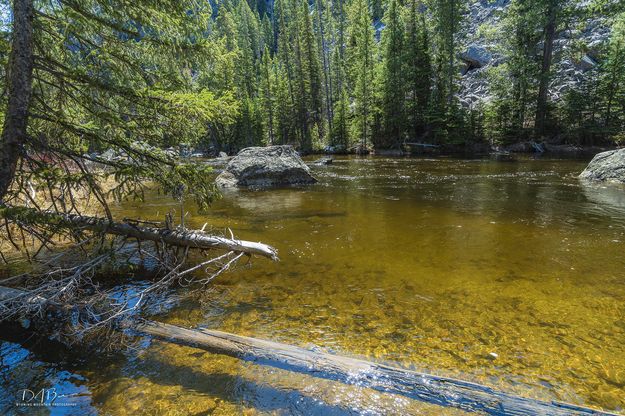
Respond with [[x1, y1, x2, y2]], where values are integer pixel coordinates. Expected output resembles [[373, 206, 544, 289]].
[[2, 156, 625, 415]]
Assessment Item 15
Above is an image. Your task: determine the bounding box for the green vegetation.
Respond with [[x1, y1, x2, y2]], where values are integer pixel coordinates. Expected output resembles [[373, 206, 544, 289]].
[[0, 0, 623, 223], [1, 0, 624, 176], [1, 2, 625, 414], [183, 0, 624, 151]]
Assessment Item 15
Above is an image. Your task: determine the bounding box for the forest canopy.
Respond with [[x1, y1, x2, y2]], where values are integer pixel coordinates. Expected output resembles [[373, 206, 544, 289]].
[[0, 0, 624, 175]]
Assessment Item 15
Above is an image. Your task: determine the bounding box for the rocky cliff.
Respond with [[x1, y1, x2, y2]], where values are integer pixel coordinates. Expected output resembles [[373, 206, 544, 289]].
[[457, 0, 611, 107]]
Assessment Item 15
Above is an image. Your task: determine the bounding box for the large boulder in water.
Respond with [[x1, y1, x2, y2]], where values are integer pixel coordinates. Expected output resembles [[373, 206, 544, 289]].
[[215, 145, 317, 188], [579, 149, 625, 183]]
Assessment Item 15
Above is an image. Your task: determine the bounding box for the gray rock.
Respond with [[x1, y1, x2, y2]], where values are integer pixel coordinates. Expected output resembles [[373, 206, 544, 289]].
[[490, 151, 515, 162], [581, 181, 625, 209], [313, 156, 333, 165], [100, 149, 117, 161], [218, 151, 228, 158], [215, 145, 317, 188], [579, 149, 625, 183], [576, 54, 598, 72], [459, 45, 492, 69]]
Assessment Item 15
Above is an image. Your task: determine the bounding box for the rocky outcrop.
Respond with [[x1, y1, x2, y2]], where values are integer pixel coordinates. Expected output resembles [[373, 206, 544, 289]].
[[579, 149, 625, 183], [460, 44, 492, 71], [215, 145, 317, 188], [458, 0, 611, 107]]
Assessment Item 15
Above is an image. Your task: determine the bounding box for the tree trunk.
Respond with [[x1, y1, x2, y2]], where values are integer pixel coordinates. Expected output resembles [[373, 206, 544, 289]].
[[137, 321, 612, 416], [0, 206, 278, 259], [0, 0, 35, 201], [317, 0, 333, 133], [534, 0, 557, 138], [604, 43, 623, 129], [447, 0, 456, 107]]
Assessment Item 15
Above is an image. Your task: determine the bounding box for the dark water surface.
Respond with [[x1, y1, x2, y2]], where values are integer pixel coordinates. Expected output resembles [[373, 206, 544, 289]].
[[2, 156, 625, 415]]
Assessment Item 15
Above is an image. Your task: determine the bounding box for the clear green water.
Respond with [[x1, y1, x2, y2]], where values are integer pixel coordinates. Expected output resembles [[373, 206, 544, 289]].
[[2, 156, 625, 415]]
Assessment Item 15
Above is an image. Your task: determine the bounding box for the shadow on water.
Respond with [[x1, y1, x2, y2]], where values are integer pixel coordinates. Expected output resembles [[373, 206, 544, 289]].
[[0, 324, 98, 416], [135, 357, 359, 416], [0, 325, 363, 415], [580, 181, 625, 213]]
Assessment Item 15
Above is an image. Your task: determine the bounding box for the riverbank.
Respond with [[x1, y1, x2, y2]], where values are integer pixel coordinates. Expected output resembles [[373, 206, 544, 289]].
[[363, 142, 616, 158]]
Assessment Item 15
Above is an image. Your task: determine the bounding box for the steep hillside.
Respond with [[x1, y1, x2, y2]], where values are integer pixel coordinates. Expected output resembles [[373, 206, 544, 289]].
[[458, 0, 612, 107]]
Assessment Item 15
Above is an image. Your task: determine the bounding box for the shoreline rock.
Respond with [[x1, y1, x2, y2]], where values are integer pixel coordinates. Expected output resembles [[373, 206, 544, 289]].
[[579, 148, 625, 183], [215, 145, 317, 188]]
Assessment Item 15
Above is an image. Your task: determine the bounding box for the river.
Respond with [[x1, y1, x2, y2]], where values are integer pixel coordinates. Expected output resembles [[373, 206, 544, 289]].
[[1, 156, 624, 415]]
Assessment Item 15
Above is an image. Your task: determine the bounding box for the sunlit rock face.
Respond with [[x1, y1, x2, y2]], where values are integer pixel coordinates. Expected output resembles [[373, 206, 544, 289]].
[[215, 145, 317, 188], [457, 0, 611, 107], [579, 149, 625, 183]]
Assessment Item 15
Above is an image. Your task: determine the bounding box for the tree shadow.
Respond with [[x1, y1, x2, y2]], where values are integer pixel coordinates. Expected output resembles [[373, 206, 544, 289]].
[[133, 356, 361, 415], [0, 326, 362, 415]]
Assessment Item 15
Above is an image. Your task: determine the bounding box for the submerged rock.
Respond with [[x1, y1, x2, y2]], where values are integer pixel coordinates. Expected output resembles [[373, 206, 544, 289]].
[[490, 151, 515, 162], [313, 156, 333, 165], [579, 149, 625, 183], [215, 145, 317, 188], [374, 148, 406, 156]]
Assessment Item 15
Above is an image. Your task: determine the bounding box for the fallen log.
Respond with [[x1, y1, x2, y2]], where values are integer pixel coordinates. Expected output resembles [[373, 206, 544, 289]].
[[0, 286, 614, 416], [137, 321, 613, 416], [0, 205, 278, 260]]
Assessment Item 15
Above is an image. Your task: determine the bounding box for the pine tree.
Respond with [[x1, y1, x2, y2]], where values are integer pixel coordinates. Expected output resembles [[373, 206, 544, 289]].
[[404, 1, 432, 140], [377, 0, 405, 149], [260, 47, 276, 144], [330, 86, 351, 151], [0, 0, 235, 211], [346, 0, 376, 150], [274, 62, 295, 144], [600, 12, 625, 135], [300, 1, 324, 143], [315, 0, 334, 133], [428, 0, 464, 107], [534, 0, 560, 137]]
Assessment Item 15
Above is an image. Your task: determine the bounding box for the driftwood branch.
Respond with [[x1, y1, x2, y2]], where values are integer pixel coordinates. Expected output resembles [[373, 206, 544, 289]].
[[0, 285, 613, 416], [0, 205, 278, 260]]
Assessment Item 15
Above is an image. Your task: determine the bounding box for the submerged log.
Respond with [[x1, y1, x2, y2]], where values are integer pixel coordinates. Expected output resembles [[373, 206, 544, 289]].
[[0, 205, 278, 260], [0, 286, 613, 416], [137, 321, 613, 416]]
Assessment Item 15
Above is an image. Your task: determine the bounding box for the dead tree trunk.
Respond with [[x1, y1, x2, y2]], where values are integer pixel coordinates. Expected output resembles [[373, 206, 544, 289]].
[[0, 0, 35, 200], [0, 285, 613, 416], [0, 206, 278, 259]]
